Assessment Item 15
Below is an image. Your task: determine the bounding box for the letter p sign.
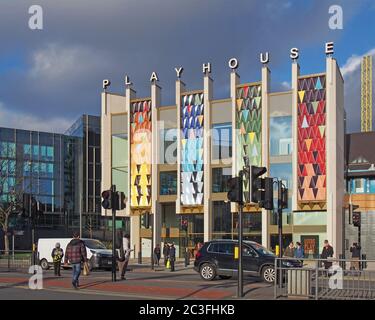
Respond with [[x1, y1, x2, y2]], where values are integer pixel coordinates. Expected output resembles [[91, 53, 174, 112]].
[[28, 5, 43, 30]]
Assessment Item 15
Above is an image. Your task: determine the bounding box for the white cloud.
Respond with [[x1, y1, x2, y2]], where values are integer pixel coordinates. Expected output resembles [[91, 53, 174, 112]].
[[0, 102, 73, 133], [281, 81, 291, 90], [341, 48, 375, 78], [29, 43, 111, 81]]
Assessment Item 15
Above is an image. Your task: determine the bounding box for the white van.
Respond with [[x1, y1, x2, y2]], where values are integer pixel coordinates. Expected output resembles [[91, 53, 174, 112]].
[[37, 238, 113, 271]]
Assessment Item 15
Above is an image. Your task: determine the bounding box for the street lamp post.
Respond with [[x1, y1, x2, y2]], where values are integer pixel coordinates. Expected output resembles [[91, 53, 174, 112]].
[[111, 184, 117, 282], [237, 169, 244, 299]]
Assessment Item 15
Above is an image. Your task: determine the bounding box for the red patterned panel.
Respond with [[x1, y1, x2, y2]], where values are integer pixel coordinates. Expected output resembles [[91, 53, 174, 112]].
[[297, 75, 326, 205]]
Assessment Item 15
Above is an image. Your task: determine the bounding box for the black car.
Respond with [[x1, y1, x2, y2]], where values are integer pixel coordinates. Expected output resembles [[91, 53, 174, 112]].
[[194, 239, 301, 283]]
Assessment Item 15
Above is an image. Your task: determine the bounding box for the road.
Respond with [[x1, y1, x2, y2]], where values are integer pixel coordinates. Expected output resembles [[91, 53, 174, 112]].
[[0, 264, 274, 300]]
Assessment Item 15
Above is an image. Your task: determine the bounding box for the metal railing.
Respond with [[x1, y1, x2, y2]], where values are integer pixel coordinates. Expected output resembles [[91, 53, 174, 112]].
[[274, 257, 375, 300], [0, 250, 33, 272]]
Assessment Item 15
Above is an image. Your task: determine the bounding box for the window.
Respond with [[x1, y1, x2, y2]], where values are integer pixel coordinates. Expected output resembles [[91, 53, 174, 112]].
[[24, 144, 31, 158], [32, 145, 39, 160], [213, 201, 231, 233], [208, 242, 234, 255], [160, 171, 177, 195], [349, 178, 375, 194], [39, 179, 54, 196], [212, 167, 232, 192], [212, 123, 232, 160], [0, 142, 16, 158], [270, 163, 293, 189], [270, 116, 292, 156]]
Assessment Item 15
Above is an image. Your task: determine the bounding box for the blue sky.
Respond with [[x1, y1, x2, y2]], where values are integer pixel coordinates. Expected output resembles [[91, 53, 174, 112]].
[[0, 0, 374, 133]]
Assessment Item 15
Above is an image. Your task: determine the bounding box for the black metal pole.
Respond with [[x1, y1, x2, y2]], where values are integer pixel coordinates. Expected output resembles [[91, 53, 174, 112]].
[[111, 185, 116, 282], [278, 180, 283, 259], [358, 224, 361, 269], [151, 213, 154, 270], [237, 170, 244, 298]]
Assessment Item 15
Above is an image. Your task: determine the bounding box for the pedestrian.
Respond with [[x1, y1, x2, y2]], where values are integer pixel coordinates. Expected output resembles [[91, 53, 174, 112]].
[[51, 242, 64, 276], [350, 242, 361, 270], [118, 234, 133, 280], [64, 232, 87, 289], [154, 244, 161, 266], [321, 240, 334, 270], [169, 243, 176, 272], [294, 242, 304, 267], [163, 243, 170, 267], [283, 242, 295, 258]]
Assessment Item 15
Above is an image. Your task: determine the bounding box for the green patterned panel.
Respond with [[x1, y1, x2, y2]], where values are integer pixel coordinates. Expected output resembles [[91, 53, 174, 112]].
[[236, 84, 262, 203]]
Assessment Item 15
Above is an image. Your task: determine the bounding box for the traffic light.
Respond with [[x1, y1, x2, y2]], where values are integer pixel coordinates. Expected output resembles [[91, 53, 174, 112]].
[[116, 192, 127, 210], [141, 212, 150, 229], [101, 190, 112, 209], [181, 218, 188, 231], [350, 204, 361, 227], [281, 187, 288, 209], [250, 166, 267, 204], [262, 177, 274, 210], [227, 176, 242, 203]]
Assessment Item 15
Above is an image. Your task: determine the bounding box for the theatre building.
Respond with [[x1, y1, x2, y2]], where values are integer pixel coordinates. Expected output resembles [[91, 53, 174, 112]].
[[101, 54, 344, 258]]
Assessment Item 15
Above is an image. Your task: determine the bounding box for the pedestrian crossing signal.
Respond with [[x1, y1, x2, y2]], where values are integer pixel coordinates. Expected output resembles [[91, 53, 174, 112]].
[[101, 190, 112, 209]]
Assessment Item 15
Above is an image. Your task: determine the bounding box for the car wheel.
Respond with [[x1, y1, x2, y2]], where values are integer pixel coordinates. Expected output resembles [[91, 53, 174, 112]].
[[219, 275, 232, 280], [40, 259, 49, 270], [200, 263, 216, 281], [261, 265, 276, 283]]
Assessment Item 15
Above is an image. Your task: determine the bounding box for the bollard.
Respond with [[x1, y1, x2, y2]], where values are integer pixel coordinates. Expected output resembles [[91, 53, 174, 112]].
[[185, 248, 190, 267], [138, 251, 142, 264]]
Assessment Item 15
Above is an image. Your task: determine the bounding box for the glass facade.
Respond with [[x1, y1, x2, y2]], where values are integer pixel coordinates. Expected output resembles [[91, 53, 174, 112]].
[[160, 128, 177, 164], [212, 123, 232, 160], [270, 163, 293, 189], [65, 114, 102, 231], [0, 127, 81, 229], [111, 114, 128, 196], [270, 116, 292, 156], [212, 167, 232, 193]]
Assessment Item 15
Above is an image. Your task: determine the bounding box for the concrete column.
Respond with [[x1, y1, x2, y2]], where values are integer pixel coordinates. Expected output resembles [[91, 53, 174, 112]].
[[291, 62, 300, 212], [175, 80, 185, 214], [261, 66, 271, 248], [230, 72, 240, 214], [126, 87, 136, 216], [326, 57, 345, 256], [151, 82, 162, 246], [204, 76, 213, 242], [130, 215, 140, 259], [101, 92, 110, 218]]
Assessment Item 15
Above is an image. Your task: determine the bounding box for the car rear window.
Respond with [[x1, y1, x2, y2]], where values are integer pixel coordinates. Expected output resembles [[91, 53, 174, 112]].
[[208, 242, 234, 255]]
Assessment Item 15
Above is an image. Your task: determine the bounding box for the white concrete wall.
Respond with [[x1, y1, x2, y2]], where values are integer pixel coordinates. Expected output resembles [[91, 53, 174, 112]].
[[326, 57, 345, 256]]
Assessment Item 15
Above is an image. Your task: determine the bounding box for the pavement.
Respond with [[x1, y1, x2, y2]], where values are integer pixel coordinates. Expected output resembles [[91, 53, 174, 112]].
[[0, 262, 274, 300]]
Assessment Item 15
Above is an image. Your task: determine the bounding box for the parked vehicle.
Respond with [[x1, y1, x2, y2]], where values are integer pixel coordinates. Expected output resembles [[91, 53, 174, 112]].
[[193, 239, 302, 283], [37, 238, 112, 271]]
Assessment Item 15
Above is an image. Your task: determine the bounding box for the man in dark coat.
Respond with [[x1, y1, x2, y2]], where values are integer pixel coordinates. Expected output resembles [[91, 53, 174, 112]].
[[163, 243, 170, 267], [350, 242, 361, 270], [321, 240, 334, 270], [169, 243, 176, 272]]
